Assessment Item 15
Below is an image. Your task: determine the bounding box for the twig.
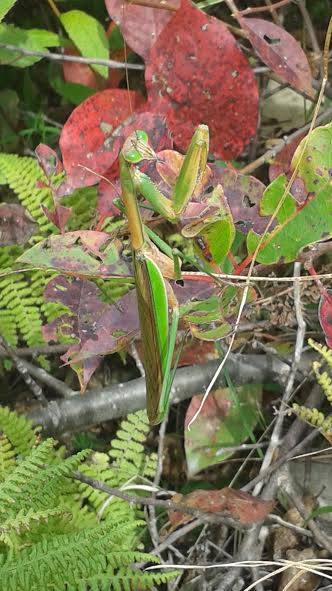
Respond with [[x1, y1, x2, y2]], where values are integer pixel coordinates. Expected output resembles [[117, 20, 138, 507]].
[[22, 359, 77, 399], [268, 513, 313, 538], [27, 353, 310, 433], [237, 0, 293, 15], [0, 43, 144, 70], [0, 343, 68, 357], [298, 0, 322, 61], [240, 106, 332, 175], [286, 492, 332, 554], [243, 383, 323, 492], [253, 262, 306, 497], [264, 0, 283, 25], [72, 471, 250, 529], [22, 110, 63, 129], [0, 335, 48, 406], [151, 520, 203, 557], [124, 0, 178, 10]]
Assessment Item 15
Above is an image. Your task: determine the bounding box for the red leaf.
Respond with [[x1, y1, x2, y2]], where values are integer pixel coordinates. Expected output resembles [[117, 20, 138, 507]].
[[96, 113, 172, 223], [242, 18, 314, 98], [0, 203, 37, 246], [269, 134, 306, 181], [43, 276, 139, 390], [62, 47, 101, 89], [168, 488, 273, 528], [41, 204, 72, 233], [35, 144, 63, 178], [59, 89, 145, 189], [105, 0, 180, 60], [145, 0, 258, 160], [318, 290, 332, 348]]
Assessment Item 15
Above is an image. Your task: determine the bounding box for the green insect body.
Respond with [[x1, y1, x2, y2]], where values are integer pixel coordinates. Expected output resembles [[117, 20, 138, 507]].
[[119, 125, 209, 424]]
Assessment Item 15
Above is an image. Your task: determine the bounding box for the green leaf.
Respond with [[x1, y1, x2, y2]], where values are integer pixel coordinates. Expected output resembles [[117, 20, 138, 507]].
[[247, 183, 332, 264], [60, 10, 109, 78], [0, 24, 60, 67], [292, 121, 332, 193], [0, 0, 18, 23], [185, 384, 262, 476], [50, 74, 96, 105], [260, 174, 297, 223], [17, 231, 131, 278]]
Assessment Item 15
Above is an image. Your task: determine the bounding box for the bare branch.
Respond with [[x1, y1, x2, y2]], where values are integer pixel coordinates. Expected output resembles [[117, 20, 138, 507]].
[[0, 43, 144, 70]]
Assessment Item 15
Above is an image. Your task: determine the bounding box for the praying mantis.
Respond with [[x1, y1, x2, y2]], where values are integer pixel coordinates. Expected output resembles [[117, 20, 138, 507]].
[[119, 124, 210, 424]]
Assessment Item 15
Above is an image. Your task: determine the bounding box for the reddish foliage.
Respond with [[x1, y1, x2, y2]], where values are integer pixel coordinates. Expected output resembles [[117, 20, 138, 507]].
[[96, 113, 172, 223], [59, 89, 145, 189], [41, 204, 72, 233], [43, 276, 139, 390], [318, 290, 332, 348], [168, 488, 274, 528], [145, 0, 258, 159], [0, 203, 37, 246], [269, 135, 306, 181], [242, 18, 314, 98], [35, 144, 63, 178], [62, 47, 102, 89], [105, 0, 180, 60]]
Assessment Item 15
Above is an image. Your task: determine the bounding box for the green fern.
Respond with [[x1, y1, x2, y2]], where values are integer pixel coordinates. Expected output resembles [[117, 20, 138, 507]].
[[78, 411, 157, 524], [0, 407, 173, 590], [0, 406, 38, 456], [0, 152, 125, 354], [293, 339, 332, 441]]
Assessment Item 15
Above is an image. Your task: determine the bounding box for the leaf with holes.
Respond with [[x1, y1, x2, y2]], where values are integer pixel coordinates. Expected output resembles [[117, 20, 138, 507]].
[[43, 276, 139, 390], [291, 122, 332, 193], [105, 0, 180, 60], [17, 231, 131, 278], [59, 89, 145, 189], [242, 18, 314, 98], [145, 0, 258, 160], [247, 123, 332, 263], [185, 384, 262, 476]]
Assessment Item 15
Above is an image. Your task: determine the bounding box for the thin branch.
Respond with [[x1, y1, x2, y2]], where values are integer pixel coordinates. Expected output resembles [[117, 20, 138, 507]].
[[72, 471, 249, 529], [237, 0, 293, 15], [286, 492, 332, 554], [0, 343, 68, 357], [253, 262, 306, 497], [298, 0, 322, 59], [22, 359, 77, 399], [0, 43, 145, 70], [240, 106, 332, 175], [27, 353, 310, 434], [0, 335, 48, 406]]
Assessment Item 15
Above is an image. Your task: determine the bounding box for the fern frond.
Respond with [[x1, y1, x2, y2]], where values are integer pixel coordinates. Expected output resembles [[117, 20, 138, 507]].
[[0, 406, 37, 456], [0, 435, 16, 482], [292, 404, 332, 440], [0, 153, 54, 239], [0, 523, 158, 591], [78, 412, 157, 526], [0, 439, 90, 514], [64, 567, 179, 591], [308, 338, 332, 371], [0, 506, 71, 547], [313, 361, 332, 404]]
